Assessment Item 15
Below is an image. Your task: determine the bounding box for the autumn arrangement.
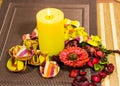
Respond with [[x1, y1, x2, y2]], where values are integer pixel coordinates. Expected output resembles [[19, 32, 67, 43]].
[[6, 17, 120, 86]]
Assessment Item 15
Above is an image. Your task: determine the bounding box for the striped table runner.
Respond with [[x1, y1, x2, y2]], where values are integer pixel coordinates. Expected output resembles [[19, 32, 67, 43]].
[[0, 0, 2, 7], [97, 3, 120, 86]]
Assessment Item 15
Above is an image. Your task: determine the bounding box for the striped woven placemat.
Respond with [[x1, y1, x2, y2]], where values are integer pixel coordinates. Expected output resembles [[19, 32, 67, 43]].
[[97, 3, 120, 86], [0, 0, 97, 86]]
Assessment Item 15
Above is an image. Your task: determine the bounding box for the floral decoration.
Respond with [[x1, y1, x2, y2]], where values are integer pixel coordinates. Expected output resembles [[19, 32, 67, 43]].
[[59, 47, 89, 68], [6, 18, 120, 86]]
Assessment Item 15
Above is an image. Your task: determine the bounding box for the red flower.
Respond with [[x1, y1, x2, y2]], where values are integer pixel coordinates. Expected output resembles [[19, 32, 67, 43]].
[[59, 47, 89, 68]]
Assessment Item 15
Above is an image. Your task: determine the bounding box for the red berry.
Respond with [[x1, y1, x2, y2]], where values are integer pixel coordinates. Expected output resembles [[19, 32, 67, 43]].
[[92, 58, 99, 65], [79, 70, 87, 76], [88, 60, 94, 68], [95, 50, 105, 58], [69, 69, 79, 78], [99, 70, 107, 78], [88, 58, 100, 68], [103, 63, 114, 75], [91, 74, 102, 83]]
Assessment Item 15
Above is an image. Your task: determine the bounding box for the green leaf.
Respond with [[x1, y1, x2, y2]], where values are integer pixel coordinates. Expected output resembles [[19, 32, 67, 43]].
[[99, 58, 109, 65], [94, 64, 103, 71], [80, 42, 88, 47]]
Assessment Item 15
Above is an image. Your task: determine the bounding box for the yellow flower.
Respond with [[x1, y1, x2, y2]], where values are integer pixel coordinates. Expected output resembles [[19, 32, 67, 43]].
[[71, 32, 76, 38], [87, 35, 101, 46], [64, 18, 80, 28], [64, 30, 69, 40], [64, 18, 89, 42], [64, 18, 71, 25], [70, 20, 80, 28]]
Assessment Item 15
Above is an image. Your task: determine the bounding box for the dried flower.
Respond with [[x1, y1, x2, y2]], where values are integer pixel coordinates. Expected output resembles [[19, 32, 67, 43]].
[[59, 47, 89, 68]]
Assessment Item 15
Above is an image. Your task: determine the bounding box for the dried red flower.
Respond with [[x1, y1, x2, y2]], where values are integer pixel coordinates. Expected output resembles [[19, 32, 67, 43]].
[[65, 39, 79, 48], [69, 69, 79, 78], [79, 70, 87, 76], [59, 47, 89, 68], [72, 76, 89, 86]]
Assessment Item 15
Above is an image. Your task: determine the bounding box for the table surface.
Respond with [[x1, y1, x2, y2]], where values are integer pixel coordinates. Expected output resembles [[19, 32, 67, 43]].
[[97, 1, 120, 86], [0, 0, 120, 86]]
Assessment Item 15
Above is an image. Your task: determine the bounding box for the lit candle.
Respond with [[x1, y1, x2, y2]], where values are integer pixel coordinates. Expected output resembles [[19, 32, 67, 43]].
[[36, 8, 64, 56]]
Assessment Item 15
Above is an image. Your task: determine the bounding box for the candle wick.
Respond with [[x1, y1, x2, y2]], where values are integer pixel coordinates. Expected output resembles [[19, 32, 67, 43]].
[[48, 15, 51, 19], [46, 8, 54, 19], [48, 8, 51, 16]]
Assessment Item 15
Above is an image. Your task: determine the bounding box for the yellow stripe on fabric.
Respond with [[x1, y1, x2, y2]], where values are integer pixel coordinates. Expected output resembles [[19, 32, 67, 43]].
[[99, 3, 106, 46], [114, 3, 120, 49], [114, 5, 120, 85], [103, 4, 116, 86], [104, 3, 114, 50], [0, 0, 2, 7], [99, 3, 110, 86], [97, 3, 101, 36], [109, 3, 118, 50], [98, 3, 120, 86], [109, 3, 120, 86]]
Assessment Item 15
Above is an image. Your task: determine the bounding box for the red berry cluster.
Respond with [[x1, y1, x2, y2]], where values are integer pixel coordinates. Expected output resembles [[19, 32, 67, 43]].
[[91, 63, 114, 83], [65, 40, 115, 86], [70, 69, 97, 86], [70, 63, 114, 86]]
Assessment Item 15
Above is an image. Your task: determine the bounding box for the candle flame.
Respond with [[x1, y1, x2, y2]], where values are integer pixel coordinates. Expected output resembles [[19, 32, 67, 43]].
[[47, 8, 50, 16]]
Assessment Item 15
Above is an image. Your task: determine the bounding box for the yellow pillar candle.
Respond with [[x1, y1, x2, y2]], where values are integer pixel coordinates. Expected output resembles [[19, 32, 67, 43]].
[[36, 8, 64, 56]]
